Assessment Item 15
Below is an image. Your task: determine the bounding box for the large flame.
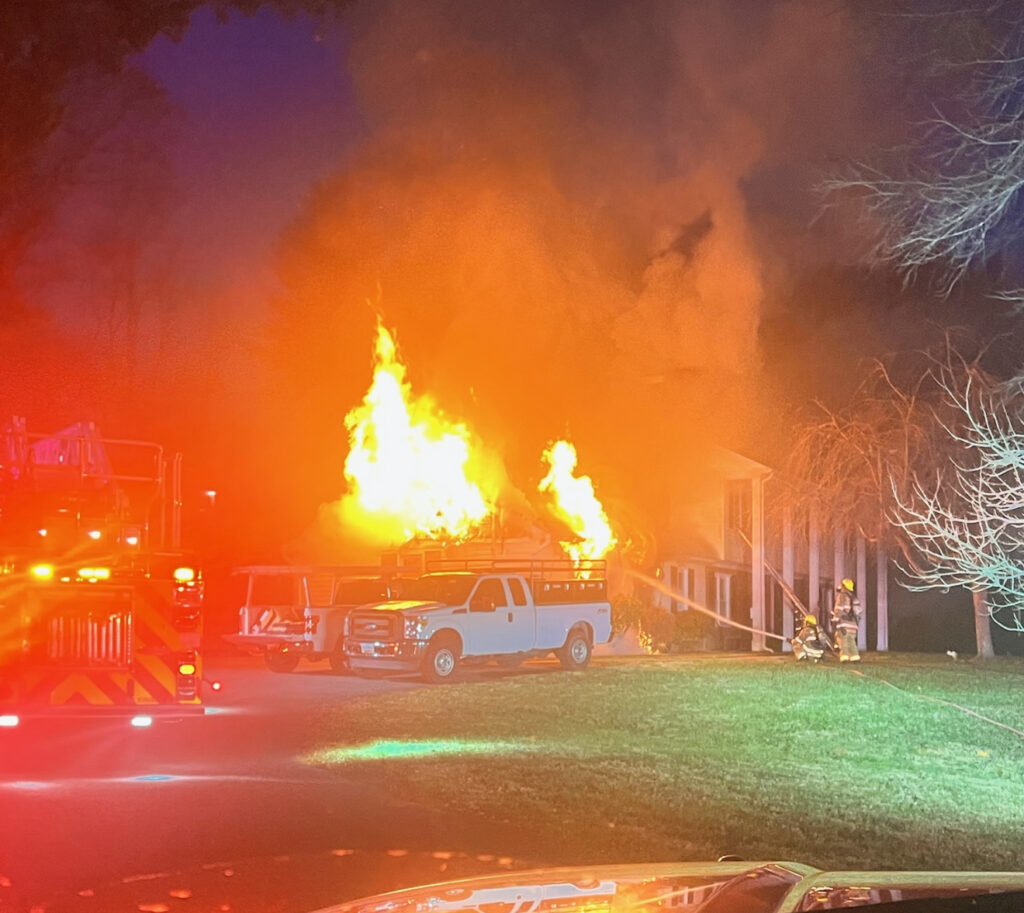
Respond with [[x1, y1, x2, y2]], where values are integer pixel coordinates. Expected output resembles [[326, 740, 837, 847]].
[[342, 322, 492, 544], [539, 439, 616, 568]]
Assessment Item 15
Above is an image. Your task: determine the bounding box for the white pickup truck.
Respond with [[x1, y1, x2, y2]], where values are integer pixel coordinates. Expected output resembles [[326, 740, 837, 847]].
[[343, 561, 613, 682]]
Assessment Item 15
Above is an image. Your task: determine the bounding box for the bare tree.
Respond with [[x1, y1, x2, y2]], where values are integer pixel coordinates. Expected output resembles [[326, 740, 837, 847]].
[[889, 344, 1024, 657], [786, 335, 1024, 658], [823, 1, 1024, 300]]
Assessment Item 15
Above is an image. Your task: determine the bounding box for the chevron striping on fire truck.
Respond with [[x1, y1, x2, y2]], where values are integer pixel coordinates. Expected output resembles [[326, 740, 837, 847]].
[[0, 416, 206, 725]]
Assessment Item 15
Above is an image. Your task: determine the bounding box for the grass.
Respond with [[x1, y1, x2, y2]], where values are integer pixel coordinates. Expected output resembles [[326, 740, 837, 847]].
[[310, 654, 1024, 872]]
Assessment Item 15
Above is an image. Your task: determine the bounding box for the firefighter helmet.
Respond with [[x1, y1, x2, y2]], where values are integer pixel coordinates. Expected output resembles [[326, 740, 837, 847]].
[[841, 577, 855, 591], [804, 615, 817, 625]]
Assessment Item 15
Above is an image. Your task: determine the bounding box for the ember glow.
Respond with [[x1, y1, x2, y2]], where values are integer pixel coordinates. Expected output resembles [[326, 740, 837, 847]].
[[539, 440, 616, 568], [341, 322, 494, 545]]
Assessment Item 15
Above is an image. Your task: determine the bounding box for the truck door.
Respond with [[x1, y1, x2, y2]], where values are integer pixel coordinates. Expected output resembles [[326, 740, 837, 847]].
[[503, 576, 536, 652], [461, 577, 511, 655]]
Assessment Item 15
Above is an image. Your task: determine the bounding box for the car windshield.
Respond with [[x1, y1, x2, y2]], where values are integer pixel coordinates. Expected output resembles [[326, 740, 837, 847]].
[[5, 4, 1024, 913]]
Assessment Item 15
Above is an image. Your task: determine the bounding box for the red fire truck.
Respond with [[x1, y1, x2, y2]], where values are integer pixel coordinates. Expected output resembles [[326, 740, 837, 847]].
[[0, 416, 206, 727]]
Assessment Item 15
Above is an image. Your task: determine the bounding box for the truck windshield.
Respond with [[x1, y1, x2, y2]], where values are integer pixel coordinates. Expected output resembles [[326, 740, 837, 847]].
[[398, 574, 477, 605]]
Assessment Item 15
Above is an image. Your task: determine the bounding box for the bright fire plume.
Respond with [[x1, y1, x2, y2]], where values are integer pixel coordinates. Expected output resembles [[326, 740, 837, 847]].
[[343, 323, 492, 544], [539, 440, 616, 567]]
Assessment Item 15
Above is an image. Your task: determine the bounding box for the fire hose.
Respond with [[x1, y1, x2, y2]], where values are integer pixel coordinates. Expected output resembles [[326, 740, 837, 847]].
[[625, 571, 1024, 740], [626, 568, 789, 645]]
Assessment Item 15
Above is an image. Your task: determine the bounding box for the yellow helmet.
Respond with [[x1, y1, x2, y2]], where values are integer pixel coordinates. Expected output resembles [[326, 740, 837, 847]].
[[841, 578, 854, 591], [804, 615, 817, 625]]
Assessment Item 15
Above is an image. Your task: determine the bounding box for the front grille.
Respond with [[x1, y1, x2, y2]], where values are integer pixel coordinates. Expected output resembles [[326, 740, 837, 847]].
[[350, 611, 398, 640]]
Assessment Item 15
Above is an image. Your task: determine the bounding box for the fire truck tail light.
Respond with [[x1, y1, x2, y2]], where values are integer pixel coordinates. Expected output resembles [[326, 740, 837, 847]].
[[178, 662, 197, 676], [30, 563, 54, 580], [0, 714, 19, 728], [130, 715, 153, 728], [173, 566, 195, 582]]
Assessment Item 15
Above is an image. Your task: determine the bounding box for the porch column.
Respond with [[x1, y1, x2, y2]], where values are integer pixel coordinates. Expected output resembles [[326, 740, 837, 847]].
[[856, 535, 868, 651], [808, 505, 820, 619], [750, 474, 766, 652], [876, 542, 889, 651], [782, 505, 794, 652], [833, 526, 845, 589]]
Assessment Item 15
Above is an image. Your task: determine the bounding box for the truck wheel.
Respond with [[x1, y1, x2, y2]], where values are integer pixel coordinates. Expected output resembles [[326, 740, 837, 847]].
[[558, 628, 592, 671], [264, 648, 300, 673], [328, 637, 349, 675], [422, 636, 460, 684]]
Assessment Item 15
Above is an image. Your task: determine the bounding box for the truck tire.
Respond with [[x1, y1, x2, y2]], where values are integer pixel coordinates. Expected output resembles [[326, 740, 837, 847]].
[[328, 636, 349, 674], [558, 627, 592, 671], [422, 635, 461, 684], [264, 648, 300, 673]]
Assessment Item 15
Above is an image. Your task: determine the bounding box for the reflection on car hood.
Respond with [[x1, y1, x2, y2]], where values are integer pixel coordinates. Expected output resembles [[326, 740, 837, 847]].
[[359, 600, 444, 613], [315, 861, 1024, 913], [34, 853, 1024, 913]]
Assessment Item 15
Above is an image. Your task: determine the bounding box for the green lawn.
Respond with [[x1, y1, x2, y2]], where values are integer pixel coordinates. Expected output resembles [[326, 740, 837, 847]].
[[310, 655, 1024, 871]]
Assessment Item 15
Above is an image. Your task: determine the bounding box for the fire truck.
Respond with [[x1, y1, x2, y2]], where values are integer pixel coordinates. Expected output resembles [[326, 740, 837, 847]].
[[0, 416, 206, 727]]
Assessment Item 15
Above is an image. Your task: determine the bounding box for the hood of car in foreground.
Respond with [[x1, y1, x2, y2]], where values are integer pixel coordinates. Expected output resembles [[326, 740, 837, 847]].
[[315, 860, 1024, 913], [29, 852, 1024, 913]]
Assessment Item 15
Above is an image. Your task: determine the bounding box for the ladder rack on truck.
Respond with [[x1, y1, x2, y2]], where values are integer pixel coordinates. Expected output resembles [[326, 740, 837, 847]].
[[423, 557, 607, 580]]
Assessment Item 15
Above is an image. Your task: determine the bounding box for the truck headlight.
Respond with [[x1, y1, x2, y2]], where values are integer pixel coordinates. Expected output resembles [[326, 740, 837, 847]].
[[403, 616, 428, 639]]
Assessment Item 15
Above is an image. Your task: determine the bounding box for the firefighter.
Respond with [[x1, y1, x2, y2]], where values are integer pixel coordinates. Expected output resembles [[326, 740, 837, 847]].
[[831, 577, 862, 662], [792, 614, 826, 662]]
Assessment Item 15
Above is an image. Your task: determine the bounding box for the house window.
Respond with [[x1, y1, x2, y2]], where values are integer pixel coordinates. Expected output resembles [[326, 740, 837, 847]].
[[715, 572, 732, 626], [662, 563, 695, 611], [671, 565, 695, 612], [726, 478, 752, 539]]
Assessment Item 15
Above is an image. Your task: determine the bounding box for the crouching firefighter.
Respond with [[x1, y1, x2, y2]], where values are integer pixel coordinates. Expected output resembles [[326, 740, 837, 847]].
[[832, 577, 862, 662], [792, 615, 826, 662]]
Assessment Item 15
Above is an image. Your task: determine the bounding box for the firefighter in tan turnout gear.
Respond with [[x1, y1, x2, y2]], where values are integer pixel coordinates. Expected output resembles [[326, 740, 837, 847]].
[[792, 615, 826, 662], [831, 577, 862, 662]]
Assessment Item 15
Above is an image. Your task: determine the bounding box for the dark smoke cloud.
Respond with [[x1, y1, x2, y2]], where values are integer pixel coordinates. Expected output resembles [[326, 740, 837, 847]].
[[270, 0, 880, 551]]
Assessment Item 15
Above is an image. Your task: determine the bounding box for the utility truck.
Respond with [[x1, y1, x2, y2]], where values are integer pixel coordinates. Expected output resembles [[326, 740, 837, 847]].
[[344, 559, 613, 683], [227, 565, 407, 673]]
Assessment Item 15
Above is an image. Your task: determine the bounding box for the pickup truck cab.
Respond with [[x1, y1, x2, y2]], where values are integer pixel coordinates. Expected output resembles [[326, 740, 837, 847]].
[[344, 562, 613, 682]]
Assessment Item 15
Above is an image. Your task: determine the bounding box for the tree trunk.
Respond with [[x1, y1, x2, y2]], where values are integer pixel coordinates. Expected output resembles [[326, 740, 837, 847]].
[[972, 588, 995, 659]]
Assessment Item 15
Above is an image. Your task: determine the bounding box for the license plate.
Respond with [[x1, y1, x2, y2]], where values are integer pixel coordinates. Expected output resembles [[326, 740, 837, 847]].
[[360, 643, 374, 655]]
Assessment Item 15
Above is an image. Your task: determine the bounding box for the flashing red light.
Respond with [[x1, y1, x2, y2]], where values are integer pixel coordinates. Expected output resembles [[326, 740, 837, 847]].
[[87, 529, 102, 541], [210, 681, 223, 692], [0, 714, 19, 728], [131, 715, 153, 728], [173, 566, 195, 583], [30, 563, 55, 580]]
